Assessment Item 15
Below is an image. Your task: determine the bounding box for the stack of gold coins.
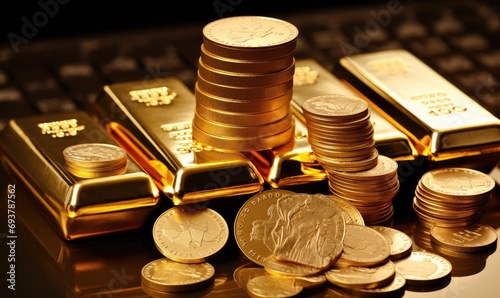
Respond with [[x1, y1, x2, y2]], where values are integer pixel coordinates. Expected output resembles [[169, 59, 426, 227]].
[[301, 94, 378, 172], [327, 155, 400, 225], [413, 167, 495, 230], [192, 16, 298, 151], [63, 143, 127, 178]]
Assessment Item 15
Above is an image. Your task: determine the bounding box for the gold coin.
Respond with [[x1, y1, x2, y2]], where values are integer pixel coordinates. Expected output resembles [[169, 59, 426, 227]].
[[337, 224, 390, 267], [63, 143, 127, 169], [323, 194, 365, 226], [246, 275, 302, 298], [370, 226, 413, 260], [152, 206, 229, 263], [430, 223, 498, 253], [65, 163, 127, 178], [345, 272, 406, 298], [331, 155, 398, 181], [234, 189, 297, 266], [316, 149, 379, 172], [325, 260, 396, 289], [272, 193, 345, 269], [393, 251, 452, 286], [141, 258, 215, 292], [195, 101, 291, 126], [194, 82, 292, 113], [196, 73, 293, 100], [420, 167, 495, 199], [301, 94, 369, 121], [233, 263, 267, 290], [202, 16, 298, 58], [197, 58, 295, 88], [200, 44, 295, 73], [263, 255, 322, 277], [191, 120, 295, 151]]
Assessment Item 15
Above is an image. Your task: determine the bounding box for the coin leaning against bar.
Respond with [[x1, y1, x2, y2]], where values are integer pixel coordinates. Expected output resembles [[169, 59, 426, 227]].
[[234, 189, 296, 266], [153, 206, 229, 263]]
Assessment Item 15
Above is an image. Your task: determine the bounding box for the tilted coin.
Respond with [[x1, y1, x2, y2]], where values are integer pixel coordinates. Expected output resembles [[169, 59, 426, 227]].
[[153, 206, 229, 263], [141, 258, 215, 292], [325, 260, 396, 289], [430, 223, 498, 253], [246, 275, 302, 298], [263, 255, 322, 277], [393, 251, 452, 286], [233, 263, 267, 290], [234, 189, 297, 266], [272, 193, 346, 269], [370, 226, 412, 260], [331, 155, 398, 181], [323, 194, 365, 226], [337, 224, 390, 267], [345, 272, 406, 298]]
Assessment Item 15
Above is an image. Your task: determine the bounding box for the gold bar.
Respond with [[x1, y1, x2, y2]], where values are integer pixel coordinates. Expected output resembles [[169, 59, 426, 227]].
[[335, 49, 500, 165], [92, 77, 264, 205], [249, 58, 418, 188], [0, 111, 159, 241]]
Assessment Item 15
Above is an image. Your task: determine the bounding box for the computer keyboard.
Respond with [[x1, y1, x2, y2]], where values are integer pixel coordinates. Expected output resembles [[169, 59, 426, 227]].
[[0, 0, 499, 131]]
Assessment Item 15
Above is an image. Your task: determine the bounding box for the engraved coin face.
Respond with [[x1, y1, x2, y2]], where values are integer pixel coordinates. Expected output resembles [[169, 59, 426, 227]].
[[141, 258, 215, 292], [325, 260, 396, 289], [421, 167, 495, 198], [272, 193, 346, 269], [370, 226, 413, 260], [263, 255, 322, 277], [337, 224, 390, 267], [153, 206, 229, 263], [393, 251, 452, 286], [234, 189, 296, 266], [302, 94, 369, 120], [63, 143, 126, 165], [430, 223, 498, 253], [203, 16, 299, 48]]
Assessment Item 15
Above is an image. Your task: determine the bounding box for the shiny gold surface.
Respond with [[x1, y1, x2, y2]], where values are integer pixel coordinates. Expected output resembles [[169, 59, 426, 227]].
[[336, 49, 500, 164], [393, 251, 452, 286], [325, 260, 396, 289], [92, 77, 264, 205], [0, 111, 159, 241], [430, 223, 498, 253]]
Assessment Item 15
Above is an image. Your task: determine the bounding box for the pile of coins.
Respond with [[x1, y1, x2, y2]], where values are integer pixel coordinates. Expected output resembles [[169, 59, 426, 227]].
[[192, 16, 298, 151], [301, 94, 399, 225], [411, 167, 498, 272], [141, 206, 229, 295], [62, 143, 127, 178], [232, 189, 454, 297]]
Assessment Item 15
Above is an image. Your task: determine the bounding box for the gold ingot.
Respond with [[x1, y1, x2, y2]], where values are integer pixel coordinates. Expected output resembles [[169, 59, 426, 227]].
[[194, 82, 292, 113], [197, 57, 295, 88], [195, 101, 291, 126], [196, 73, 293, 100], [200, 44, 295, 73]]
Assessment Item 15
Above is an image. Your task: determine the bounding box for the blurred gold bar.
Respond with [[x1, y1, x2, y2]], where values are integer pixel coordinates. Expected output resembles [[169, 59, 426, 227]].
[[335, 49, 500, 166], [249, 58, 417, 188], [0, 111, 160, 241], [93, 77, 264, 205]]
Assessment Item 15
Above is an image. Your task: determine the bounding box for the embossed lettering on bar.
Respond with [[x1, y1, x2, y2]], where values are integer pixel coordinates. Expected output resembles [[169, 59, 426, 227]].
[[93, 77, 264, 205], [335, 49, 500, 162], [0, 111, 160, 241], [248, 59, 417, 188]]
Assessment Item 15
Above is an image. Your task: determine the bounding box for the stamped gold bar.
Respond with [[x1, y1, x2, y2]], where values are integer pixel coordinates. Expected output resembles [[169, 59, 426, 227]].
[[248, 58, 417, 188], [93, 77, 264, 205], [0, 111, 160, 241], [335, 49, 500, 163]]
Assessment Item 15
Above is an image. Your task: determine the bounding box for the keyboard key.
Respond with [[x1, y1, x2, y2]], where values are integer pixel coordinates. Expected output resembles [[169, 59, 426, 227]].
[[478, 51, 500, 70], [450, 33, 490, 51], [408, 37, 449, 56], [394, 20, 428, 39], [433, 54, 475, 73], [433, 10, 464, 35], [35, 97, 78, 114]]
